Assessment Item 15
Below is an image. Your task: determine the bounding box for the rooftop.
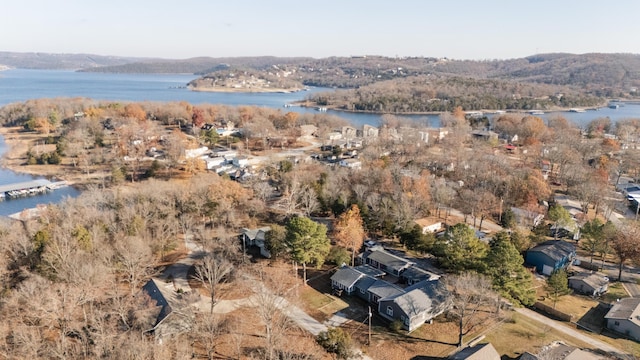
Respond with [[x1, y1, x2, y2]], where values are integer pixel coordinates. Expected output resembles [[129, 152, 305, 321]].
[[528, 240, 575, 262], [366, 249, 414, 272], [605, 297, 640, 322]]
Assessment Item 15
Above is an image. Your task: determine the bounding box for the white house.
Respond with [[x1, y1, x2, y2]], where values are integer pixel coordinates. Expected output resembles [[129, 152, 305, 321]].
[[185, 146, 209, 159], [339, 158, 362, 170], [233, 156, 249, 168], [415, 217, 443, 234]]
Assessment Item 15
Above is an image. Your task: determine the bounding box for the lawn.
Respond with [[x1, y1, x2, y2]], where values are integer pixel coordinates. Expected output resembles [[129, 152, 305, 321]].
[[484, 312, 593, 358], [601, 282, 629, 303]]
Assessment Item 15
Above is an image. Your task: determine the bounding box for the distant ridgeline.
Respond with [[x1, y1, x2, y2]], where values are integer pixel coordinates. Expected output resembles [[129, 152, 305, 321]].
[[4, 51, 640, 112]]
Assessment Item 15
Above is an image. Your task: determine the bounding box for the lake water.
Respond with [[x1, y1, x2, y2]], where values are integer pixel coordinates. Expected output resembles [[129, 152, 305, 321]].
[[1, 68, 640, 216]]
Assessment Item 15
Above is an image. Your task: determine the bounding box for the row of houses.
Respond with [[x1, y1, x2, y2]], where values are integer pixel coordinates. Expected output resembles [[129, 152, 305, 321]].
[[331, 247, 448, 332]]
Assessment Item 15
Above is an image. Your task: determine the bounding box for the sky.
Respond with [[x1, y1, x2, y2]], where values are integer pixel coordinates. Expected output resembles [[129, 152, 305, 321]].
[[1, 0, 639, 61]]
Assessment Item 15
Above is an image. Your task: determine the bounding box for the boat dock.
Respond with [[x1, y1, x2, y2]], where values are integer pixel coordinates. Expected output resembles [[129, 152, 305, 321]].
[[0, 179, 53, 199]]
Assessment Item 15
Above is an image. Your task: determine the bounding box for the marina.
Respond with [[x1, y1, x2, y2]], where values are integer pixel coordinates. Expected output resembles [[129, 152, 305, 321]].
[[0, 179, 66, 200]]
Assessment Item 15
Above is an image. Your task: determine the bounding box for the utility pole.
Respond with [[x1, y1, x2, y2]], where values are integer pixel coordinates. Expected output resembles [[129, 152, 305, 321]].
[[368, 306, 372, 346]]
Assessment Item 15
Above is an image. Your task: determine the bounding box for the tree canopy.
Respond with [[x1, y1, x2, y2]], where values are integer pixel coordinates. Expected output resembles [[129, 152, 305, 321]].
[[433, 223, 487, 273], [332, 204, 365, 266], [285, 216, 331, 284], [484, 232, 535, 306]]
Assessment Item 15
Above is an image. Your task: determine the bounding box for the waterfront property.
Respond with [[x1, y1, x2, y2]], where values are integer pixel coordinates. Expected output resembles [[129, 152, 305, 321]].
[[0, 179, 52, 199]]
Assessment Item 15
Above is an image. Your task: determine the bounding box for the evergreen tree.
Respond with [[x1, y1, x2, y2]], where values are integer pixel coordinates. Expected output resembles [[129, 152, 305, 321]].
[[401, 224, 435, 254], [265, 224, 287, 260], [548, 204, 572, 239], [285, 216, 330, 284], [546, 269, 571, 309], [485, 232, 536, 306], [433, 223, 487, 273], [581, 218, 604, 263], [501, 208, 516, 229]]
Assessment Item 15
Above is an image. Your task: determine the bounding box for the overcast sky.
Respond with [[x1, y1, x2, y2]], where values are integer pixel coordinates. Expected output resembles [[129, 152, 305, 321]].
[[1, 0, 638, 60]]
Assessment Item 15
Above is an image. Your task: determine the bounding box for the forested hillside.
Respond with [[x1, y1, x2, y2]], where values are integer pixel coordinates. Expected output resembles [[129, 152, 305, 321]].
[[0, 51, 147, 70]]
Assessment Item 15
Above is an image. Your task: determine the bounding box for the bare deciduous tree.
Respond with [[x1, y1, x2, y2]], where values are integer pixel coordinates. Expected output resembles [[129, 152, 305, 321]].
[[445, 272, 497, 347], [194, 252, 233, 313]]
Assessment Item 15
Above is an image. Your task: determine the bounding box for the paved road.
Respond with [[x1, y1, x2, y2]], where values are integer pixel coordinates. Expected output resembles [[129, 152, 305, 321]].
[[160, 235, 373, 359], [515, 308, 625, 356], [574, 255, 640, 297]]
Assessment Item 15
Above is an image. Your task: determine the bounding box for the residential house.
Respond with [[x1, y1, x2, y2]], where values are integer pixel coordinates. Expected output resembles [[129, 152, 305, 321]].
[[367, 279, 404, 305], [339, 158, 362, 170], [519, 341, 609, 360], [362, 249, 415, 276], [232, 155, 249, 168], [449, 343, 501, 360], [362, 124, 379, 138], [241, 227, 271, 258], [525, 240, 576, 275], [330, 267, 368, 296], [185, 146, 209, 159], [341, 126, 357, 139], [471, 129, 499, 141], [568, 272, 609, 297], [605, 297, 640, 340], [327, 132, 343, 141], [415, 217, 443, 234], [400, 266, 433, 285], [425, 128, 448, 144], [331, 265, 385, 296], [142, 279, 198, 341], [204, 156, 226, 170], [511, 207, 545, 228], [378, 279, 450, 332]]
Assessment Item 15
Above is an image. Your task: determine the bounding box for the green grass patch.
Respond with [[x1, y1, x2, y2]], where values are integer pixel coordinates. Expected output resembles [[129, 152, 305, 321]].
[[485, 313, 592, 358], [299, 286, 334, 310], [601, 282, 629, 303]]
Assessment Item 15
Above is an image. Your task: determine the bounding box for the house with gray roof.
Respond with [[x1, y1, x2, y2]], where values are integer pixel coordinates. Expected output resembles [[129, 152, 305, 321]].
[[363, 249, 415, 276], [568, 272, 608, 297], [525, 240, 576, 275], [331, 265, 385, 295], [605, 297, 640, 340], [378, 279, 450, 332], [241, 226, 271, 258], [367, 279, 405, 305], [519, 341, 608, 360], [142, 278, 199, 341], [331, 267, 368, 295], [450, 342, 500, 360], [400, 266, 433, 285]]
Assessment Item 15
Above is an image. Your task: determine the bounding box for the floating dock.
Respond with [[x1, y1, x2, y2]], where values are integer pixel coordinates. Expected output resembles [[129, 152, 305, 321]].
[[0, 179, 52, 199]]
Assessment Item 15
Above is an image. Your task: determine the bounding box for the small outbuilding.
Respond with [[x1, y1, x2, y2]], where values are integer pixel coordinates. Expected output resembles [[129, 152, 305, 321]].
[[568, 272, 608, 297]]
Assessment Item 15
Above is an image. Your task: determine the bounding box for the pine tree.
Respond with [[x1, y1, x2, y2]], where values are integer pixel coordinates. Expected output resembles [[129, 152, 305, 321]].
[[546, 269, 571, 309], [433, 223, 487, 273], [285, 216, 330, 285], [485, 232, 535, 306]]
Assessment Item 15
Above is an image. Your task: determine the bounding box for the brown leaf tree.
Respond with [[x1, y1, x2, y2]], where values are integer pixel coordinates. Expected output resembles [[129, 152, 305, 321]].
[[333, 204, 365, 266]]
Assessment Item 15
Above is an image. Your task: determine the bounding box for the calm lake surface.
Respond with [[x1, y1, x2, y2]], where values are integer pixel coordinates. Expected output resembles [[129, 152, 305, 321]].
[[1, 68, 640, 216]]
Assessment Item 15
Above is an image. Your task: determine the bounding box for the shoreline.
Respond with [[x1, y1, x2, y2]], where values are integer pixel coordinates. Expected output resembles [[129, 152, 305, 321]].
[[188, 85, 306, 94], [0, 126, 78, 187], [293, 102, 611, 116]]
